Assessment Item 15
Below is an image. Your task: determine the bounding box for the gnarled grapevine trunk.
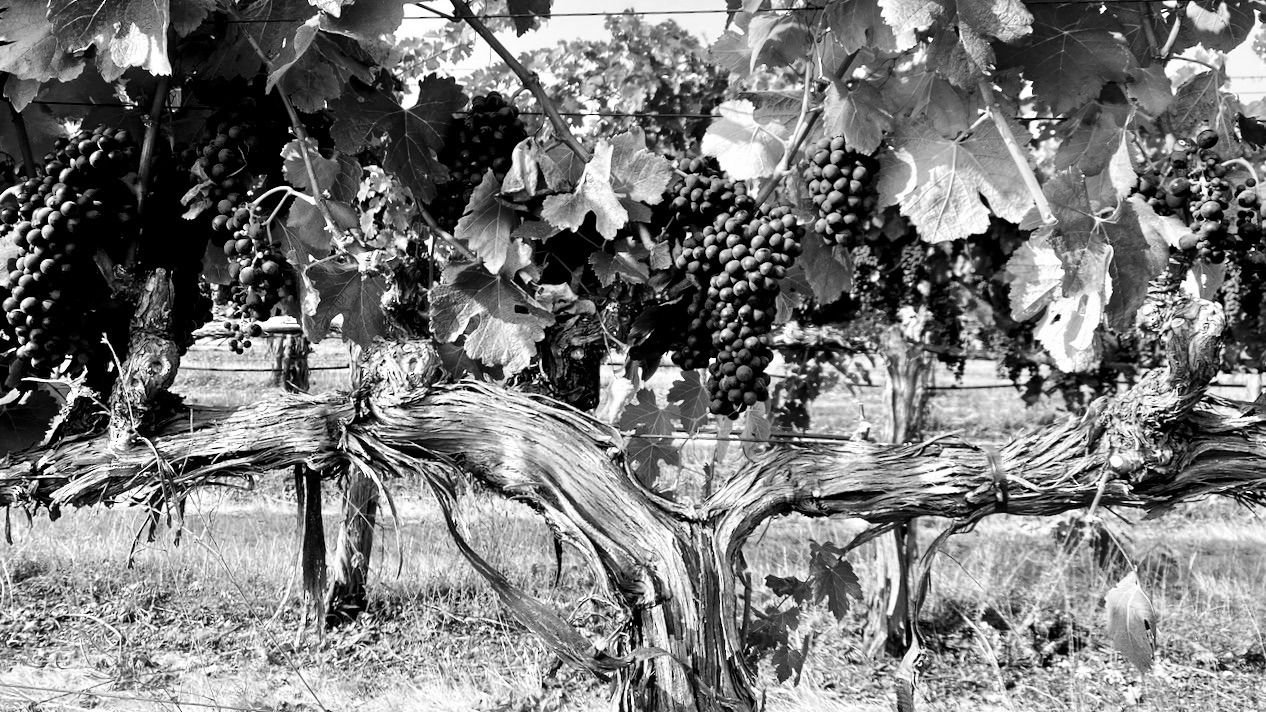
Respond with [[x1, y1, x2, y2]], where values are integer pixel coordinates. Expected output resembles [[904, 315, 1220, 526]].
[[0, 299, 1252, 711], [108, 269, 182, 450]]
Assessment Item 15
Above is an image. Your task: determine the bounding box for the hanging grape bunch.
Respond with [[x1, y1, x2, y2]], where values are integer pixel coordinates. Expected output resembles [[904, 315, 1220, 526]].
[[214, 201, 299, 354], [703, 205, 803, 418], [802, 136, 879, 247], [176, 97, 284, 245], [665, 156, 754, 230], [432, 92, 528, 231], [1135, 129, 1264, 265], [0, 126, 141, 388]]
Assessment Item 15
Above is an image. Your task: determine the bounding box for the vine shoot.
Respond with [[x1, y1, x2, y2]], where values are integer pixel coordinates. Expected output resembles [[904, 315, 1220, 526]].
[[2, 0, 1266, 710]]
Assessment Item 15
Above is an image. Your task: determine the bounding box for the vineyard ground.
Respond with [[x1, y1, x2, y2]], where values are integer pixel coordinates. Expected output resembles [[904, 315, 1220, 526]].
[[2, 346, 1265, 711]]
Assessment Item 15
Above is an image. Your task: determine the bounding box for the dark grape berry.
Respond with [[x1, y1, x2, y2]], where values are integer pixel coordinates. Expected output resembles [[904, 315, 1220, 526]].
[[1196, 129, 1220, 150]]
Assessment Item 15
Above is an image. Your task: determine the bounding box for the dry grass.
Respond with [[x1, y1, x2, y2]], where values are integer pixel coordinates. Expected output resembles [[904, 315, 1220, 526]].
[[3, 349, 1266, 711]]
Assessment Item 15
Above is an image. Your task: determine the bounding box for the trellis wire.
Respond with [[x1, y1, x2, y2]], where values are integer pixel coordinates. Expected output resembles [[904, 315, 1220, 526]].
[[24, 100, 1069, 123]]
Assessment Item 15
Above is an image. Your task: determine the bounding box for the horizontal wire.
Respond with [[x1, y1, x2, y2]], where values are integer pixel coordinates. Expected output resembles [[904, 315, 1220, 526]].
[[23, 100, 1066, 122], [225, 0, 1198, 22], [179, 365, 348, 372]]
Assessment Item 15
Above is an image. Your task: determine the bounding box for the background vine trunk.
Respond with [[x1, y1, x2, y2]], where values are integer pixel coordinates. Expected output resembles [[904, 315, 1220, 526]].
[[865, 325, 933, 658]]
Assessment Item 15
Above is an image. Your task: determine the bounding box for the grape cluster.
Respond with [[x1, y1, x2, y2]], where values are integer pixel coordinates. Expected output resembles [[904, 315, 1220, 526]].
[[213, 203, 297, 353], [0, 126, 140, 388], [665, 156, 754, 229], [176, 98, 279, 242], [802, 136, 879, 246], [432, 92, 528, 230], [702, 206, 803, 418], [1136, 129, 1264, 265]]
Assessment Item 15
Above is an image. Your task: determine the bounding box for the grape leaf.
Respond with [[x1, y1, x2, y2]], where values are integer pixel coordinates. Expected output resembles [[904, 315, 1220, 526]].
[[766, 574, 812, 603], [801, 236, 853, 304], [1031, 243, 1112, 373], [609, 128, 674, 206], [589, 249, 650, 286], [774, 264, 811, 324], [1054, 106, 1130, 182], [503, 138, 550, 201], [430, 264, 554, 374], [1005, 233, 1064, 321], [1105, 571, 1157, 674], [0, 388, 62, 454], [772, 642, 806, 684], [48, 0, 171, 80], [0, 103, 62, 166], [278, 202, 334, 265], [281, 139, 361, 200], [1175, 0, 1255, 53], [826, 0, 902, 53], [709, 30, 751, 79], [457, 170, 519, 277], [0, 1, 83, 82], [310, 0, 354, 14], [191, 0, 313, 80], [878, 118, 1034, 243], [809, 541, 864, 621], [1127, 67, 1175, 118], [823, 78, 893, 156], [267, 25, 370, 113], [741, 402, 771, 459], [747, 12, 811, 73], [995, 4, 1134, 115], [2, 76, 38, 112], [540, 142, 628, 239], [618, 388, 681, 486], [748, 604, 800, 655], [1167, 69, 1247, 160], [506, 0, 551, 35], [666, 370, 711, 434], [542, 143, 586, 192], [171, 0, 216, 36], [303, 255, 390, 347], [1103, 198, 1169, 330], [512, 219, 562, 243], [319, 0, 404, 63], [702, 100, 789, 181], [330, 75, 465, 203]]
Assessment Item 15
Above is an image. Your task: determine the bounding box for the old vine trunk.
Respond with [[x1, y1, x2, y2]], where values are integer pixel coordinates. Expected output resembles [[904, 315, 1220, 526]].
[[0, 298, 1255, 711]]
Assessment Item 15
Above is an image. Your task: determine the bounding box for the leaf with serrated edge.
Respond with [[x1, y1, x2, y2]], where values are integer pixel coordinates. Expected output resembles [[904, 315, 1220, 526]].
[[609, 128, 674, 205], [1033, 241, 1111, 372], [1105, 571, 1157, 674], [667, 370, 711, 434], [506, 0, 551, 35], [824, 79, 893, 155], [747, 13, 811, 73], [772, 642, 805, 684], [1004, 233, 1063, 320], [766, 574, 812, 603], [303, 256, 390, 347], [619, 388, 682, 486], [702, 100, 789, 181], [709, 30, 751, 79], [330, 75, 465, 203], [1175, 0, 1255, 52], [541, 142, 628, 239], [457, 170, 518, 276], [589, 250, 650, 287], [995, 4, 1134, 115], [827, 0, 902, 53], [879, 118, 1034, 242], [801, 237, 853, 304], [319, 0, 405, 63], [0, 1, 83, 82], [430, 264, 554, 374], [171, 0, 216, 36], [48, 0, 171, 79], [809, 541, 864, 621]]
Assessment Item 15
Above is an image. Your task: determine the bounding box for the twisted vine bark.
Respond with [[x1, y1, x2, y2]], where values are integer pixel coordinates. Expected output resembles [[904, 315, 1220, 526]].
[[0, 298, 1252, 711], [108, 269, 182, 450]]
